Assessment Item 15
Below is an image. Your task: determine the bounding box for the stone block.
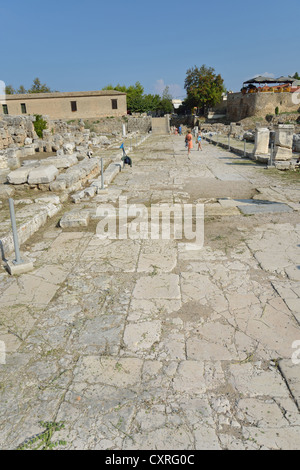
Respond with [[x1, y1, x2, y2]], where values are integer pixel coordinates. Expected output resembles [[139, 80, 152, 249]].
[[71, 190, 86, 203], [254, 127, 270, 157], [84, 186, 97, 197], [274, 161, 293, 170], [7, 167, 31, 184], [6, 259, 34, 275], [27, 165, 59, 185], [63, 143, 76, 155], [274, 124, 294, 161], [22, 146, 36, 157], [273, 146, 293, 161], [275, 124, 294, 148], [7, 155, 21, 171], [40, 155, 78, 169], [59, 210, 90, 228], [49, 180, 67, 192], [34, 194, 60, 204]]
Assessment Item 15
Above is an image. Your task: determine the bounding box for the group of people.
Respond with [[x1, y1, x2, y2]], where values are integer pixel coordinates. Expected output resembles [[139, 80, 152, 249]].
[[172, 125, 183, 136], [172, 125, 203, 155], [185, 129, 203, 155]]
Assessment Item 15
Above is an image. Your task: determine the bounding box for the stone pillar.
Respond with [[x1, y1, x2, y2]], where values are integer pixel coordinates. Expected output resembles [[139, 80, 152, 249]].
[[253, 127, 270, 158], [274, 124, 294, 161]]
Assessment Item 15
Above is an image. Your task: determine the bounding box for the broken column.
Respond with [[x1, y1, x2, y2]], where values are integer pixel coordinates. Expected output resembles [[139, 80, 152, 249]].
[[274, 124, 294, 161], [253, 126, 270, 160]]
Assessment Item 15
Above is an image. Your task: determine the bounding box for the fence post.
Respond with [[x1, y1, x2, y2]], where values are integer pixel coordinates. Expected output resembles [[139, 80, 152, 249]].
[[269, 143, 274, 167], [8, 198, 22, 265]]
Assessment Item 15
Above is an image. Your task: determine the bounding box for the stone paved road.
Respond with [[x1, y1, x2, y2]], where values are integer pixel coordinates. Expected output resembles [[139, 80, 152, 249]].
[[0, 134, 299, 450]]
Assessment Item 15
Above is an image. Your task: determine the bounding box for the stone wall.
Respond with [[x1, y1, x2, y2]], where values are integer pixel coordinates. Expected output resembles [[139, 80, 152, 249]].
[[0, 115, 37, 150], [83, 115, 152, 135], [227, 92, 300, 122], [170, 115, 197, 129]]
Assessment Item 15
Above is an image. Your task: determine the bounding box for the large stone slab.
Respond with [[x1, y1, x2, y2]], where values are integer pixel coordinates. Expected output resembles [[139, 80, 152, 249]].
[[238, 202, 293, 215], [123, 321, 162, 352], [59, 210, 91, 228], [253, 127, 270, 157], [274, 124, 294, 161], [27, 165, 59, 185], [7, 167, 31, 184], [133, 274, 181, 300], [279, 359, 300, 408], [40, 155, 78, 169]]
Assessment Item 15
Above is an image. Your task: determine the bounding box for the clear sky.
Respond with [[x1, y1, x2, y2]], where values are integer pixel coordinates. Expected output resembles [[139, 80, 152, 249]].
[[1, 0, 299, 98]]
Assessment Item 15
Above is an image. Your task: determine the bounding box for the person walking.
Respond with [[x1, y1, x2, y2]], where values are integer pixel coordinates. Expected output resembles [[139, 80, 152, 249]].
[[186, 130, 193, 156], [197, 131, 203, 151]]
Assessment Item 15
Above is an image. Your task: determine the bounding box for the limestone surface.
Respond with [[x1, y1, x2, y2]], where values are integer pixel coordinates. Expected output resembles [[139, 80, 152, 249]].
[[0, 133, 299, 451]]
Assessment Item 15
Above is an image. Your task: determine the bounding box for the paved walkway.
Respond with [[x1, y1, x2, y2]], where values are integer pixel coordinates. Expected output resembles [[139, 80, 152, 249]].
[[0, 135, 299, 449]]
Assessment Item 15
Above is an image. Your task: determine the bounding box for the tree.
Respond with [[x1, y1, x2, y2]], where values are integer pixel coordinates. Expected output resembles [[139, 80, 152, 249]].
[[33, 115, 47, 138], [102, 81, 145, 113], [5, 84, 15, 94], [28, 77, 52, 94], [143, 94, 161, 113], [183, 65, 225, 115], [160, 98, 173, 114], [126, 82, 144, 113], [293, 72, 300, 80], [17, 85, 27, 94], [102, 82, 174, 114], [160, 86, 173, 114], [162, 86, 172, 101]]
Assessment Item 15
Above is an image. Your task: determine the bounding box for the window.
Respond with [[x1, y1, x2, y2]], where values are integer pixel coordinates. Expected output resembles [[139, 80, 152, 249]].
[[2, 104, 8, 114], [111, 99, 118, 110], [21, 103, 27, 114], [71, 101, 77, 112]]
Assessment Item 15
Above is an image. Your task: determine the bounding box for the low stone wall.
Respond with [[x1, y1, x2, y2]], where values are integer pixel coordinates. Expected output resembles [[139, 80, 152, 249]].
[[227, 92, 300, 122], [80, 115, 152, 135], [170, 115, 197, 129], [0, 115, 37, 150]]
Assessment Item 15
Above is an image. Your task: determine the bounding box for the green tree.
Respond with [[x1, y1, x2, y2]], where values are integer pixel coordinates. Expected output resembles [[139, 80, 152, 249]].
[[17, 85, 27, 94], [160, 86, 173, 114], [33, 115, 47, 138], [102, 82, 174, 114], [28, 77, 52, 93], [160, 98, 173, 114], [293, 72, 300, 80], [162, 86, 172, 101], [102, 81, 144, 113], [143, 94, 161, 112], [183, 65, 225, 114], [5, 84, 15, 94]]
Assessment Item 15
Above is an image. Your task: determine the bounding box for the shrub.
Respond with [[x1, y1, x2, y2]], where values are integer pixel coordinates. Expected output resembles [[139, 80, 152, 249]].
[[33, 114, 47, 138], [275, 106, 279, 115]]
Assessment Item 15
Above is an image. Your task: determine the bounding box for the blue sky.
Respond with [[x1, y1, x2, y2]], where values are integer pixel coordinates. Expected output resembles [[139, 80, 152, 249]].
[[1, 0, 299, 98]]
